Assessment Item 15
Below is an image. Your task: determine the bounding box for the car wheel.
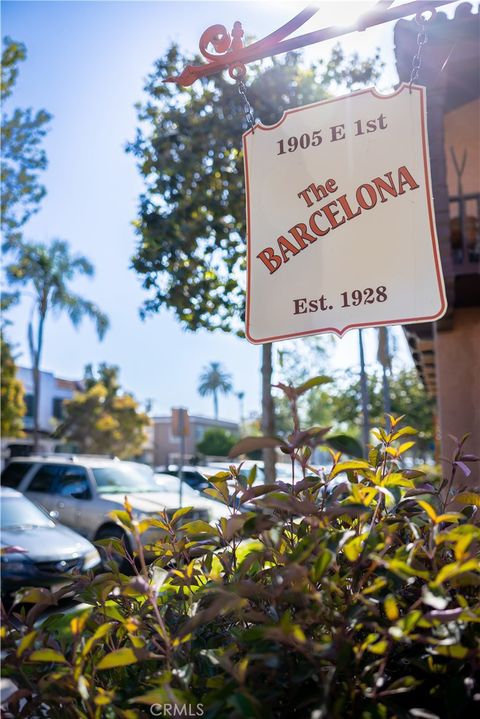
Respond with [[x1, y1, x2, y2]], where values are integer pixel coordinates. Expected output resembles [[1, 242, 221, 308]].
[[94, 525, 131, 573]]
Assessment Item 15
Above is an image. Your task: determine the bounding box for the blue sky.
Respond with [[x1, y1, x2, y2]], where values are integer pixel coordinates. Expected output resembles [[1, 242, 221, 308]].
[[2, 0, 466, 422]]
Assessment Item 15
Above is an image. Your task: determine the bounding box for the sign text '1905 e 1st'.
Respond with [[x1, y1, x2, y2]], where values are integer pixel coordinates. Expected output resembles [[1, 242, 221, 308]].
[[242, 85, 447, 344]]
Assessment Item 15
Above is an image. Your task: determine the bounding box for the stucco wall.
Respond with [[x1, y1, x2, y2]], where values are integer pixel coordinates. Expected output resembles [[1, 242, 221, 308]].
[[435, 307, 480, 485], [444, 98, 480, 198]]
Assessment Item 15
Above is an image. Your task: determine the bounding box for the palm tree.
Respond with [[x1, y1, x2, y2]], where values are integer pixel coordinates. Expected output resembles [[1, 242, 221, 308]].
[[6, 238, 109, 451], [198, 362, 233, 420]]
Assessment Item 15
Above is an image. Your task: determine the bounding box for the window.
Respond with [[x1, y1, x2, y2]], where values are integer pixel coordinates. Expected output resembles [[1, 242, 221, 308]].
[[27, 464, 62, 493], [1, 462, 33, 488], [92, 464, 157, 494], [24, 394, 35, 418], [57, 467, 91, 499], [52, 397, 64, 420]]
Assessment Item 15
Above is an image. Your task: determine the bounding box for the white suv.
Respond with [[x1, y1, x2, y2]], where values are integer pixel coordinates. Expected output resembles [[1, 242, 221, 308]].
[[1, 456, 226, 553]]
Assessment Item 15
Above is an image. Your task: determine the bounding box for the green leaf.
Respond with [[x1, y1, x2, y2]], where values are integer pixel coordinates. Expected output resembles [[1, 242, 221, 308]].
[[417, 500, 438, 523], [96, 647, 140, 670], [16, 630, 37, 658], [329, 460, 370, 479], [82, 622, 115, 656], [398, 440, 416, 454], [29, 649, 67, 664], [434, 559, 480, 586], [312, 550, 333, 581], [391, 426, 418, 440], [171, 506, 193, 523], [455, 492, 480, 508], [434, 644, 469, 659], [367, 639, 388, 655], [387, 560, 429, 580], [343, 534, 367, 561], [294, 375, 332, 397], [180, 520, 219, 537], [385, 676, 422, 693]]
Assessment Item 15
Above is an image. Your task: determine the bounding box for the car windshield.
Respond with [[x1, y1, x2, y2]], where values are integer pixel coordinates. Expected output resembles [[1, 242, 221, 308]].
[[92, 464, 158, 494], [1, 496, 54, 529], [153, 474, 201, 500]]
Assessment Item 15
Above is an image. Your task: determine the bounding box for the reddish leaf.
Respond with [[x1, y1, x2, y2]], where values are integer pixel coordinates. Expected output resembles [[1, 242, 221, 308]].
[[229, 436, 284, 458]]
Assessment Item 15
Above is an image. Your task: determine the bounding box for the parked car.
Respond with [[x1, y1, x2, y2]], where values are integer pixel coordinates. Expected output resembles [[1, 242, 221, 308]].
[[1, 487, 100, 596], [153, 472, 229, 522], [156, 465, 213, 492], [1, 456, 215, 554]]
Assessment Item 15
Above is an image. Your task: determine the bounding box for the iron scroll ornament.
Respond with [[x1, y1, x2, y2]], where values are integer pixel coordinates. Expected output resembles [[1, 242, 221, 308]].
[[165, 0, 458, 87]]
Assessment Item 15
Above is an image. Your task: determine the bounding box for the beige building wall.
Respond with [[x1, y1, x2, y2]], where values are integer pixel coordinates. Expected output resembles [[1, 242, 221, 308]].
[[435, 308, 480, 486], [444, 98, 480, 198]]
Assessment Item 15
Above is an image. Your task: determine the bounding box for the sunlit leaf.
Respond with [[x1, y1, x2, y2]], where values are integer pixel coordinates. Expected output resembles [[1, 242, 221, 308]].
[[16, 630, 37, 658], [391, 426, 418, 440], [384, 595, 399, 621], [294, 375, 332, 397], [29, 649, 67, 664], [172, 506, 193, 523], [417, 500, 438, 523], [96, 647, 141, 670], [181, 520, 219, 537], [329, 460, 370, 479]]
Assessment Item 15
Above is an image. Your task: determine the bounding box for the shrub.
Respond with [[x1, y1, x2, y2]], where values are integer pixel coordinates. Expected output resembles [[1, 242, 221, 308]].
[[1, 379, 479, 719], [196, 428, 237, 458]]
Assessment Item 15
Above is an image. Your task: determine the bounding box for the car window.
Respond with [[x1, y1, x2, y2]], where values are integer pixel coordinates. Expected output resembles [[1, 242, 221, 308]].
[[92, 464, 158, 494], [27, 464, 62, 493], [1, 462, 34, 488], [57, 467, 91, 499]]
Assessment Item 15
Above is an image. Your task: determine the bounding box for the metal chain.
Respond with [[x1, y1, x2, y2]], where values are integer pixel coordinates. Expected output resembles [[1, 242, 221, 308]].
[[237, 80, 256, 132], [409, 14, 429, 92]]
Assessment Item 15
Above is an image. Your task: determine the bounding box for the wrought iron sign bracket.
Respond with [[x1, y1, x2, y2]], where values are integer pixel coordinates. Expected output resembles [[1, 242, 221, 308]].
[[165, 0, 458, 87]]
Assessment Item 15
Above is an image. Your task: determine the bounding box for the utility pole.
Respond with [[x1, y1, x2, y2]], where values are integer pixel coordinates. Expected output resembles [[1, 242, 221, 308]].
[[236, 391, 245, 433], [358, 329, 370, 458]]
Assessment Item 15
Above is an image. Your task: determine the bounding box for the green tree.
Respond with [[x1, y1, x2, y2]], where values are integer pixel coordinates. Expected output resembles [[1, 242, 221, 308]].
[[60, 363, 150, 458], [1, 37, 51, 249], [128, 43, 382, 480], [198, 361, 233, 420], [197, 427, 237, 458], [306, 368, 435, 458], [5, 239, 110, 450], [0, 332, 26, 437]]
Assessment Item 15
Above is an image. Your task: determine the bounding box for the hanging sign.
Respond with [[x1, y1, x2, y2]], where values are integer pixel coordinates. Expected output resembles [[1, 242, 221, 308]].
[[243, 84, 447, 344]]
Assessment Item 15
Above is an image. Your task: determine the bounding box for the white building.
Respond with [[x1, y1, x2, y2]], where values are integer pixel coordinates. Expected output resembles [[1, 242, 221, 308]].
[[1, 368, 83, 463]]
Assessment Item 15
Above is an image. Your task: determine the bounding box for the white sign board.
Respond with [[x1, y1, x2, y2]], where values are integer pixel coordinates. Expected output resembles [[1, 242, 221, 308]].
[[243, 84, 447, 344]]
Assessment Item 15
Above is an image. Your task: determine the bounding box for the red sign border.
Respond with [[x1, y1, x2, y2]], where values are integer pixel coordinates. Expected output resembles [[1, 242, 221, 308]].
[[243, 84, 447, 344]]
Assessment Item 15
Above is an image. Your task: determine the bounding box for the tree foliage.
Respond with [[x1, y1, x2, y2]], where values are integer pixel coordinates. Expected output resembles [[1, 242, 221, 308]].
[[61, 363, 150, 458], [197, 427, 237, 457], [5, 239, 110, 448], [306, 368, 435, 454], [128, 44, 383, 331], [197, 361, 233, 419], [0, 332, 26, 437], [1, 36, 52, 248]]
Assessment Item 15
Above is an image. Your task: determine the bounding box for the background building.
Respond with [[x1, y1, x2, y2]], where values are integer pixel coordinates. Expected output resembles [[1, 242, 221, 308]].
[[395, 4, 479, 482], [151, 414, 239, 467], [1, 368, 82, 463]]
